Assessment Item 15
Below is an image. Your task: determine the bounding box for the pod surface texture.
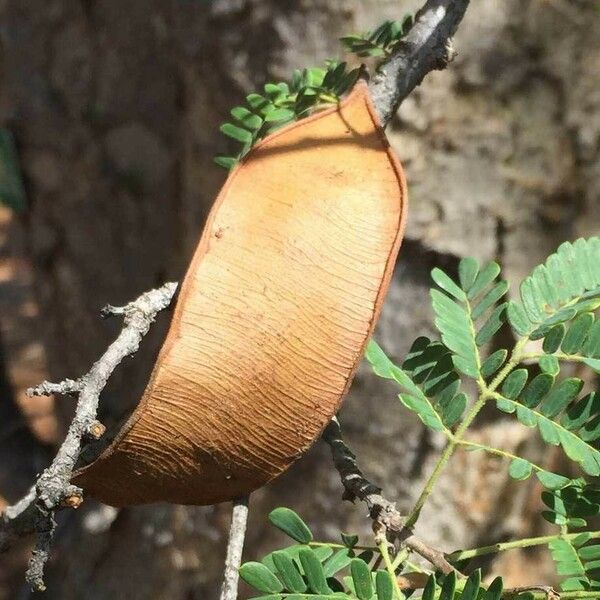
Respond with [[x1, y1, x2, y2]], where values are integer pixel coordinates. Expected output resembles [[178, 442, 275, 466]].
[[73, 82, 407, 506]]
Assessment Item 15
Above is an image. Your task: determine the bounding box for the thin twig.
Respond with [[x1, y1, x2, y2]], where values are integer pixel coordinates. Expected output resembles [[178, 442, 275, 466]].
[[219, 496, 250, 600], [448, 530, 600, 562], [0, 282, 177, 590], [504, 586, 559, 600], [322, 418, 456, 575], [369, 0, 471, 126]]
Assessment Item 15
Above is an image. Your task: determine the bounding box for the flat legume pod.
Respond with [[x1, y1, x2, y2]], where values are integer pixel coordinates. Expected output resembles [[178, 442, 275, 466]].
[[72, 81, 407, 506]]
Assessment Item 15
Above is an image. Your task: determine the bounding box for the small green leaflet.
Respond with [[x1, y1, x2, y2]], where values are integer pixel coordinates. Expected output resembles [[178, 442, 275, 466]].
[[268, 508, 313, 543]]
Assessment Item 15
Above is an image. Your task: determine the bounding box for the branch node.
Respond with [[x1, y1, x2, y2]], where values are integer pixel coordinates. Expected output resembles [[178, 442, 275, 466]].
[[61, 487, 84, 509], [86, 420, 106, 440], [369, 0, 470, 125], [444, 38, 458, 65], [323, 417, 457, 576]]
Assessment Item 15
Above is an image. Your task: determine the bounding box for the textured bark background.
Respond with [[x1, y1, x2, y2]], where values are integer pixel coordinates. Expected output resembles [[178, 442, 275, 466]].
[[0, 0, 599, 598]]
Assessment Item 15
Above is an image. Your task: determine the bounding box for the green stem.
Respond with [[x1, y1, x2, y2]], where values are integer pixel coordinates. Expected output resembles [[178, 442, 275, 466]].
[[457, 440, 547, 473], [404, 560, 428, 574], [309, 541, 377, 552], [515, 592, 600, 599], [378, 540, 404, 600], [448, 530, 600, 561], [391, 548, 410, 572], [521, 350, 592, 365], [404, 338, 529, 529]]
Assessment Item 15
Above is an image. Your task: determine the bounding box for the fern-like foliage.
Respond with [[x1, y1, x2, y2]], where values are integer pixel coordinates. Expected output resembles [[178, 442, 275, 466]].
[[244, 238, 600, 597], [340, 17, 414, 59], [214, 17, 415, 169], [367, 257, 509, 419], [430, 260, 507, 379], [366, 337, 466, 430], [240, 507, 396, 599], [495, 386, 600, 477], [241, 508, 516, 600], [506, 238, 600, 349], [214, 61, 360, 170], [543, 483, 600, 591], [365, 237, 600, 592]]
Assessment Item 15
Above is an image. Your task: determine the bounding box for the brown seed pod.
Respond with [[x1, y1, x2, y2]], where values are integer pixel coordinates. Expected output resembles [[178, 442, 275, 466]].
[[72, 81, 407, 506]]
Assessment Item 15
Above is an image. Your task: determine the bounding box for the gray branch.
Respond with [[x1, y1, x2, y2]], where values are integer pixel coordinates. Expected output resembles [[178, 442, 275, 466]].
[[322, 418, 456, 575], [0, 282, 177, 591], [369, 0, 471, 126], [219, 496, 250, 600]]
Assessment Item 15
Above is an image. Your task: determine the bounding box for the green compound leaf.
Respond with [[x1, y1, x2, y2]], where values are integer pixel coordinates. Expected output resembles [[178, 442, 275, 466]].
[[240, 562, 284, 594], [431, 262, 508, 370], [215, 54, 363, 169], [508, 238, 600, 339], [367, 339, 454, 432], [420, 571, 500, 600], [401, 337, 466, 426], [269, 508, 313, 543], [548, 538, 587, 590], [541, 484, 600, 538], [340, 17, 413, 58], [431, 288, 479, 377], [495, 390, 600, 476]]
